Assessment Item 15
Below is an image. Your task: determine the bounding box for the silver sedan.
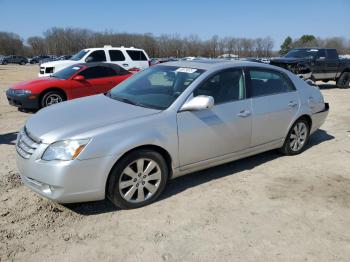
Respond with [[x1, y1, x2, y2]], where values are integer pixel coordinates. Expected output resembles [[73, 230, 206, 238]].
[[16, 60, 329, 209]]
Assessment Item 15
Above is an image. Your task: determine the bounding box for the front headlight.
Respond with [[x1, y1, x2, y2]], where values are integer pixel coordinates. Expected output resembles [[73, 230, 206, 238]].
[[13, 89, 32, 95], [42, 139, 90, 161]]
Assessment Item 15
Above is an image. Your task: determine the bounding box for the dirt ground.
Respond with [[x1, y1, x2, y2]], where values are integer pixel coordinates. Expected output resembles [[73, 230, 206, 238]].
[[0, 65, 349, 262]]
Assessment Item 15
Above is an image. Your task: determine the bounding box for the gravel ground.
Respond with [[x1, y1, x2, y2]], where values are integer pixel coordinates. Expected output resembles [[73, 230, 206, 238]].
[[0, 65, 349, 262]]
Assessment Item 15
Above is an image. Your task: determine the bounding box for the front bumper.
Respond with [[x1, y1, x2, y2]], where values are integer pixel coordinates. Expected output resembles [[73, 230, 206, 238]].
[[6, 89, 39, 109], [16, 141, 115, 203], [310, 103, 329, 134], [38, 73, 52, 77]]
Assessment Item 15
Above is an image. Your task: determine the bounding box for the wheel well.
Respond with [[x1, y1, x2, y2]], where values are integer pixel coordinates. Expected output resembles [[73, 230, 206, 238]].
[[296, 115, 312, 130], [105, 145, 173, 194], [39, 88, 67, 105], [339, 68, 350, 77]]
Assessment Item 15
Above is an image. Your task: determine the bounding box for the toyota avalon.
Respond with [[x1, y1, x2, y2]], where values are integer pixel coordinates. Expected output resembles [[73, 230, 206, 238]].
[[16, 60, 329, 209]]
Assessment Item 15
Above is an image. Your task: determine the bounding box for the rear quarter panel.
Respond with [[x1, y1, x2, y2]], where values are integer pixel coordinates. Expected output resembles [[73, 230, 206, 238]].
[[287, 71, 327, 133]]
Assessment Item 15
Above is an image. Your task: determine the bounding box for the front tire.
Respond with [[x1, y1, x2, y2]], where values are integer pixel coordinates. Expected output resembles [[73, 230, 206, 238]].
[[280, 118, 310, 155], [336, 72, 350, 88], [41, 91, 64, 108], [107, 149, 168, 209]]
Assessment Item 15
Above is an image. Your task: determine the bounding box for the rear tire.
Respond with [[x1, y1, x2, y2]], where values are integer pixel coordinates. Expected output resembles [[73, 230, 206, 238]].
[[336, 72, 350, 88], [40, 90, 65, 108], [280, 118, 310, 155], [107, 149, 168, 209]]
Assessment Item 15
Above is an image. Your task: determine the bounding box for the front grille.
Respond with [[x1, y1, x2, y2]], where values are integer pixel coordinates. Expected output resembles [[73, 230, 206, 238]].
[[45, 67, 54, 74], [16, 127, 41, 159]]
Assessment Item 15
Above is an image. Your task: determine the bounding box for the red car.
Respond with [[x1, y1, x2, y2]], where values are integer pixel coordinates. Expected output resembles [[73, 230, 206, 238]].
[[6, 63, 133, 110]]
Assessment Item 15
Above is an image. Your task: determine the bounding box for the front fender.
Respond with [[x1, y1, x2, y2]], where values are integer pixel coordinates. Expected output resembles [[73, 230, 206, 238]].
[[294, 63, 312, 79], [76, 112, 179, 169]]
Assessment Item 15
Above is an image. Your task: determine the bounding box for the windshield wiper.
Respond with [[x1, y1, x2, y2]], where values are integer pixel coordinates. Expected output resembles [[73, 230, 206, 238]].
[[111, 95, 163, 110], [113, 96, 139, 106]]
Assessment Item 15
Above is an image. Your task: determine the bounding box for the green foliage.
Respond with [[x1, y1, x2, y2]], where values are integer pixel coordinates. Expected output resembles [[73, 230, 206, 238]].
[[280, 36, 293, 55], [280, 35, 320, 55], [299, 35, 316, 44]]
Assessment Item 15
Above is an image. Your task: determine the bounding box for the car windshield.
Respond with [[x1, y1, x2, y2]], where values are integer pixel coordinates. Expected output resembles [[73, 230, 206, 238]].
[[70, 50, 89, 61], [284, 49, 318, 59], [108, 65, 204, 110], [51, 65, 83, 80]]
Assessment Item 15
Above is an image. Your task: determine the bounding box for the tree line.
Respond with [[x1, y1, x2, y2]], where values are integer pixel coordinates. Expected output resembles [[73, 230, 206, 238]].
[[0, 27, 349, 58]]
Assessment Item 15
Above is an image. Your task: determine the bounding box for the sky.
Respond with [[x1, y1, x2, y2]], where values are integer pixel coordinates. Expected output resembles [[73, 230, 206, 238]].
[[0, 0, 349, 48]]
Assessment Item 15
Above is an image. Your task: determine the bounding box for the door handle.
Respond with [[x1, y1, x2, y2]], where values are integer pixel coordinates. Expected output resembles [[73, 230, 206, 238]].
[[288, 101, 298, 108], [237, 110, 251, 117], [122, 63, 129, 67]]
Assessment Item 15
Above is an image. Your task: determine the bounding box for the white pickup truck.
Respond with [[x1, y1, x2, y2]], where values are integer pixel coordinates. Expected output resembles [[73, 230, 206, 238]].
[[39, 46, 150, 77]]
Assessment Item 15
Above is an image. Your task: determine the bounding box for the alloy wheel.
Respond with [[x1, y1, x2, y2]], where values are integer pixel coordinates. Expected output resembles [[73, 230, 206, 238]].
[[45, 94, 62, 106], [118, 158, 162, 203], [289, 122, 308, 152]]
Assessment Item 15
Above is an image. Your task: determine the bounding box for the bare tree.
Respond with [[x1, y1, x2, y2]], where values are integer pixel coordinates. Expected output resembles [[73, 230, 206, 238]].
[[0, 32, 24, 55], [27, 36, 47, 55], [3, 27, 348, 58]]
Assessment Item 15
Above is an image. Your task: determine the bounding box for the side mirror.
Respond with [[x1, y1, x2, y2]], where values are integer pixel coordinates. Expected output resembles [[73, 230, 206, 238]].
[[72, 75, 85, 81], [180, 95, 214, 112]]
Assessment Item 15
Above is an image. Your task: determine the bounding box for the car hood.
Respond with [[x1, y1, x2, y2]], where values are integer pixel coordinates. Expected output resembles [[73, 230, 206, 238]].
[[270, 57, 310, 64], [25, 94, 161, 143], [40, 60, 76, 68], [11, 77, 62, 90]]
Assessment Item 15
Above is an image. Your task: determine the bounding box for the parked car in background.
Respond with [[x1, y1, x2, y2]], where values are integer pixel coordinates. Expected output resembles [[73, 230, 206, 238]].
[[240, 57, 270, 64], [181, 56, 196, 61], [15, 60, 329, 209], [6, 63, 132, 110], [158, 57, 179, 64], [30, 55, 56, 64], [270, 48, 350, 87], [38, 55, 72, 65], [58, 55, 72, 60], [1, 55, 28, 65], [39, 46, 150, 77], [240, 57, 261, 63], [150, 58, 160, 66]]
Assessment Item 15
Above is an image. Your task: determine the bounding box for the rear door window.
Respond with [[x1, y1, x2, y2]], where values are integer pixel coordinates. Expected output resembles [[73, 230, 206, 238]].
[[86, 50, 106, 62], [249, 69, 295, 97], [315, 49, 326, 59], [79, 66, 117, 79], [326, 49, 338, 60], [126, 50, 147, 61], [109, 50, 126, 61]]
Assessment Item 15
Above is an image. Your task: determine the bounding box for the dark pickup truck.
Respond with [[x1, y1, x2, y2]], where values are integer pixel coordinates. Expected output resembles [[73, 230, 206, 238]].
[[270, 48, 350, 87]]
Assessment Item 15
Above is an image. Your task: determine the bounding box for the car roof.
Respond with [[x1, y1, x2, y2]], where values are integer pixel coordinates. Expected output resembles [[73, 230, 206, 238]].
[[83, 46, 145, 52], [292, 47, 335, 50], [160, 59, 272, 71]]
